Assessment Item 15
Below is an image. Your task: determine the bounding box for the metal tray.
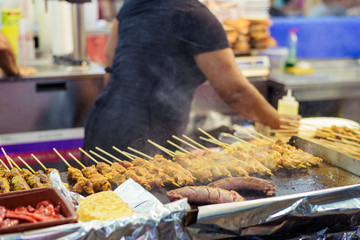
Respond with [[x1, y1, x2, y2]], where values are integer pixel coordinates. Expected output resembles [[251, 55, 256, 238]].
[[289, 135, 360, 177]]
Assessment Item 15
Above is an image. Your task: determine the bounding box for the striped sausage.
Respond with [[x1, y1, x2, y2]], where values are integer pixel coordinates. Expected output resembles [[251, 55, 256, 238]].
[[167, 186, 244, 204], [207, 177, 276, 196]]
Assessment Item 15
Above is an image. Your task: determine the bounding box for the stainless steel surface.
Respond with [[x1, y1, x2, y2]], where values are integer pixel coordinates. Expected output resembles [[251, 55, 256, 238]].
[[0, 60, 105, 134], [268, 59, 360, 101], [268, 58, 360, 122], [289, 136, 360, 177]]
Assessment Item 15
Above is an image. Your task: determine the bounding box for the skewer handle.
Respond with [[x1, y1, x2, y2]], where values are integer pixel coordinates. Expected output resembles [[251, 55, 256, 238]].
[[95, 147, 123, 162], [1, 147, 13, 168], [68, 153, 86, 169], [31, 154, 47, 170], [89, 150, 114, 164], [53, 148, 71, 168], [79, 148, 98, 164], [0, 159, 9, 171], [18, 156, 36, 174]]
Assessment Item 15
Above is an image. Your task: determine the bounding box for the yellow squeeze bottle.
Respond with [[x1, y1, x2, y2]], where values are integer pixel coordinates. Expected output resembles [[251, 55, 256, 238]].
[[1, 9, 21, 62], [277, 89, 299, 116]]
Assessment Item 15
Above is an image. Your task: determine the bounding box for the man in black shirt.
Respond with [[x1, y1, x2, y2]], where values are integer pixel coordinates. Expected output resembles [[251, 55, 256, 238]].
[[84, 0, 283, 155]]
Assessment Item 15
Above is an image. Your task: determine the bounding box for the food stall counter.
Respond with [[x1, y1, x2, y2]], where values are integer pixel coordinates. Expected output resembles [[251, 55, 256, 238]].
[[268, 58, 360, 122]]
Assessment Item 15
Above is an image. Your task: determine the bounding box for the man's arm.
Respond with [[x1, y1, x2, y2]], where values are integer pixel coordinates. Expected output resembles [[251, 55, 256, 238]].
[[103, 19, 119, 84], [0, 32, 18, 76], [194, 48, 281, 129]]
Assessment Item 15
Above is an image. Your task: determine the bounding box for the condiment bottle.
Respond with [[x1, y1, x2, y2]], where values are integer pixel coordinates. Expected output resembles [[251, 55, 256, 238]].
[[277, 89, 299, 116], [284, 28, 298, 68], [1, 8, 21, 63]]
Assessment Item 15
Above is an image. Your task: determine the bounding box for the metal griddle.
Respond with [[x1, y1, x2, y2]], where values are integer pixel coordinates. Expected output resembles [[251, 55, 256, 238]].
[[60, 137, 360, 204]]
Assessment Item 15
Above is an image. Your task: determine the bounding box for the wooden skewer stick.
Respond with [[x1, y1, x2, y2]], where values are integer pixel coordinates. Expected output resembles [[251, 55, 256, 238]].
[[270, 129, 299, 133], [83, 148, 114, 165], [147, 139, 175, 157], [0, 159, 9, 171], [197, 128, 230, 149], [78, 148, 99, 164], [122, 151, 138, 159], [112, 146, 136, 160], [89, 150, 114, 163], [279, 117, 300, 124], [318, 128, 360, 142], [127, 147, 153, 160], [182, 134, 209, 150], [279, 124, 299, 130], [172, 135, 204, 152], [17, 156, 36, 174], [68, 153, 86, 169], [280, 118, 321, 130], [31, 154, 47, 170], [7, 157, 21, 171], [221, 133, 256, 148], [95, 147, 123, 162], [1, 147, 13, 169], [53, 148, 71, 168], [199, 136, 230, 150], [235, 127, 269, 144], [198, 136, 219, 146], [166, 140, 189, 153], [342, 139, 360, 147], [244, 128, 275, 142]]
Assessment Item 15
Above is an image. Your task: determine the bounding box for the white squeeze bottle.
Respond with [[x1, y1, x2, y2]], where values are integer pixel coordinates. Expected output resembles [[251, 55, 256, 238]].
[[277, 89, 299, 116]]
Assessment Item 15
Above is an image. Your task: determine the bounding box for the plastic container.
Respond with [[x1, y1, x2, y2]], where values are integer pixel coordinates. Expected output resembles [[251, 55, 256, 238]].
[[277, 89, 299, 116], [284, 28, 298, 68], [0, 187, 77, 234]]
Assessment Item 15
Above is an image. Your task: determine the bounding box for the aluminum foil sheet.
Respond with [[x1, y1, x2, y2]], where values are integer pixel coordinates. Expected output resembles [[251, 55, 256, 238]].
[[0, 172, 191, 240], [187, 184, 360, 239]]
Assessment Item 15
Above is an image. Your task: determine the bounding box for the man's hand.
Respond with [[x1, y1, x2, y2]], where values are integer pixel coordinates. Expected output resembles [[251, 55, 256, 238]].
[[0, 33, 18, 76], [18, 65, 37, 77]]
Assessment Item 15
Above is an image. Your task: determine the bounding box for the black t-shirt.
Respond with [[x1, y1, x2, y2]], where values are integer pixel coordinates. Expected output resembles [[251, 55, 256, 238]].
[[84, 0, 229, 155]]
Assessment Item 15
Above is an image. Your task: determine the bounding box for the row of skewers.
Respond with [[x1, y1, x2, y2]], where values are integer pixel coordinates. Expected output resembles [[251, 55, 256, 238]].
[[0, 148, 63, 193], [0, 127, 324, 195], [273, 118, 360, 159]]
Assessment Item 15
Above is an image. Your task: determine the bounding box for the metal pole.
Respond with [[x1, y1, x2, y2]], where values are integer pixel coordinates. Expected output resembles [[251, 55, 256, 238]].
[[71, 3, 88, 66]]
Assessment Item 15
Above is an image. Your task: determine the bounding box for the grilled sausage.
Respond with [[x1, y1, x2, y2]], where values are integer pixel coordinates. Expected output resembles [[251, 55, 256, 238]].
[[167, 186, 244, 204], [207, 177, 276, 196]]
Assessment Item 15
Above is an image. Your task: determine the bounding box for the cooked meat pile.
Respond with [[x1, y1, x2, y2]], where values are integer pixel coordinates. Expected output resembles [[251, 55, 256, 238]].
[[0, 165, 55, 194], [315, 126, 360, 142], [312, 125, 360, 159], [68, 155, 195, 194]]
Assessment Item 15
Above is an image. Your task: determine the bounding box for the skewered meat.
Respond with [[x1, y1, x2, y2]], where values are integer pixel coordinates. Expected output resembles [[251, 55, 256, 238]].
[[73, 177, 94, 195], [152, 155, 195, 186], [173, 152, 231, 184], [96, 162, 126, 186], [207, 177, 276, 196], [66, 167, 95, 194], [0, 166, 10, 193], [67, 167, 84, 181], [167, 186, 244, 204], [21, 169, 43, 188], [81, 165, 98, 178], [269, 140, 322, 167], [0, 177, 10, 193], [81, 166, 111, 192], [124, 170, 151, 190], [6, 168, 30, 191], [35, 170, 52, 187], [222, 149, 273, 176], [110, 162, 127, 174]]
